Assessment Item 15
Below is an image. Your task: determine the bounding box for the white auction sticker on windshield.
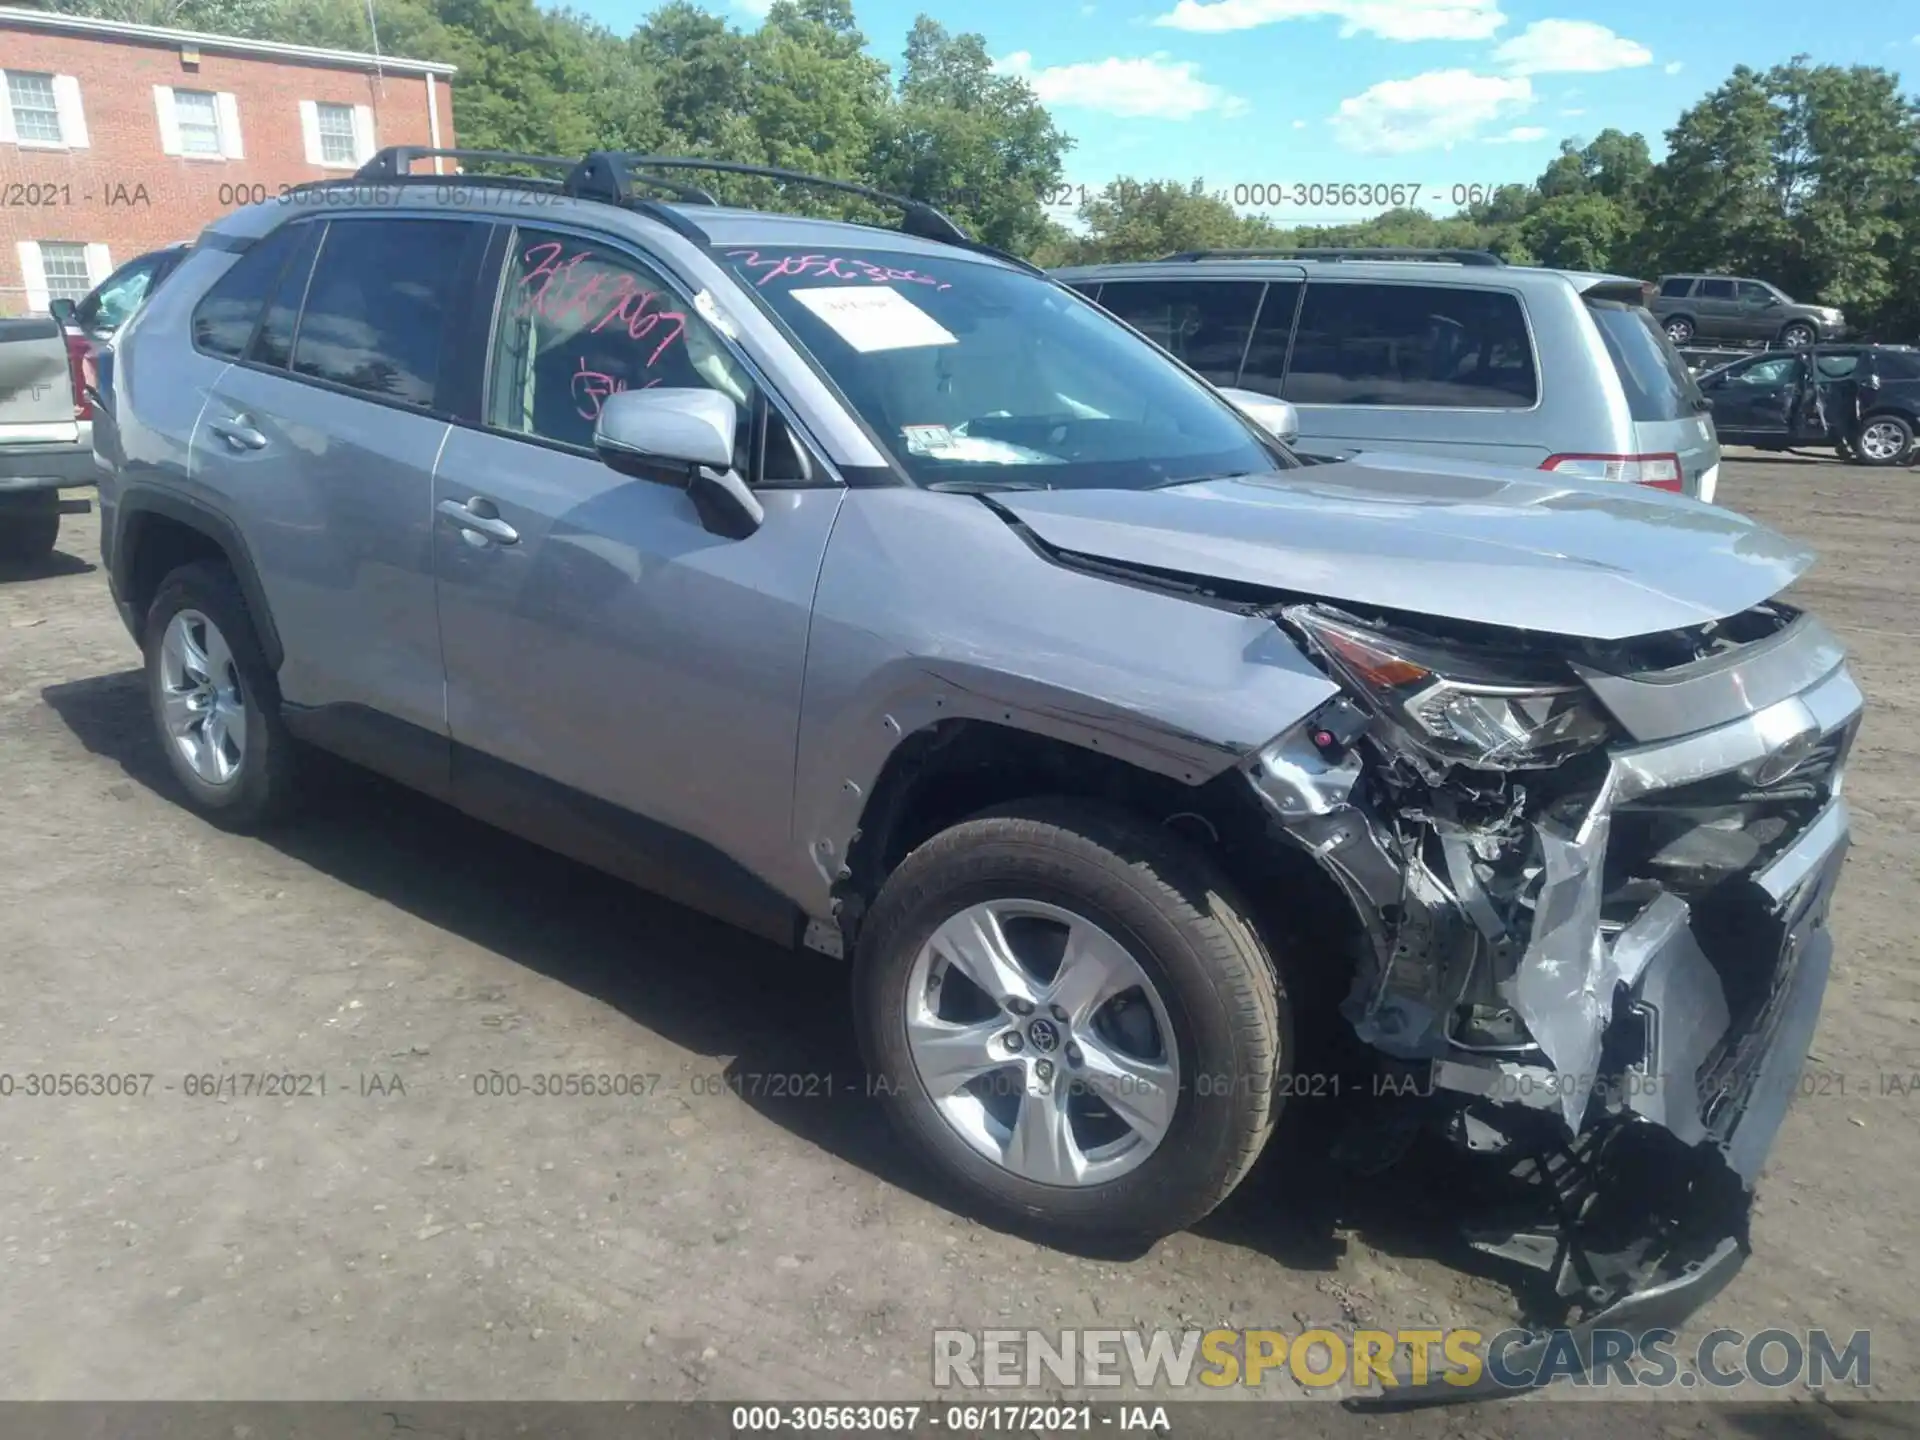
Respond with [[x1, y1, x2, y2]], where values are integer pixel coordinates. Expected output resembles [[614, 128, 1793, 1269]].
[[790, 285, 957, 353]]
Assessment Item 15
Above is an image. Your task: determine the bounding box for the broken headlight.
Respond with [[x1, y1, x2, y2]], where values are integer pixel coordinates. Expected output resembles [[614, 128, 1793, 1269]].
[[1287, 606, 1614, 771]]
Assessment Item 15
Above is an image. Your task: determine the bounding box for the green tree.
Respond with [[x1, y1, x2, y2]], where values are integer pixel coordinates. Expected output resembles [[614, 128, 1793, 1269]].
[[1058, 178, 1284, 264], [867, 16, 1070, 252]]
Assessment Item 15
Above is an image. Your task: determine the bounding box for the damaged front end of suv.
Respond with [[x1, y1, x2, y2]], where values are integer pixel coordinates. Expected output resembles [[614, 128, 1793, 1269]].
[[1243, 596, 1861, 1404]]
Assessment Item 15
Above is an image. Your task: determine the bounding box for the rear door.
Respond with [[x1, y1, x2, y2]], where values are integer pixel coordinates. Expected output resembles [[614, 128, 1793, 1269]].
[[0, 315, 80, 451], [189, 213, 491, 777], [1693, 278, 1738, 340]]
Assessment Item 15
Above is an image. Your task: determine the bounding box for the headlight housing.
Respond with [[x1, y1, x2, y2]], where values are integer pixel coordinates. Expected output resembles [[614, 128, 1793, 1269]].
[[1286, 606, 1614, 771]]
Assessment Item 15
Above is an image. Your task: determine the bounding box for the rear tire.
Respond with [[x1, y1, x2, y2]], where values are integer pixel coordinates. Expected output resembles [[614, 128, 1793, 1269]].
[[854, 797, 1288, 1241], [0, 509, 59, 566], [143, 560, 298, 831], [1664, 316, 1695, 345], [1853, 414, 1914, 467]]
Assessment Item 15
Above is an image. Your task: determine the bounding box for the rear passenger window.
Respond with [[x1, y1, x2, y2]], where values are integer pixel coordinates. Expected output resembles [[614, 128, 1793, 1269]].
[[1236, 282, 1303, 397], [1871, 350, 1920, 381], [1283, 283, 1537, 408], [191, 224, 308, 357], [1698, 279, 1735, 300], [248, 222, 321, 370], [291, 218, 481, 409], [1096, 280, 1260, 386]]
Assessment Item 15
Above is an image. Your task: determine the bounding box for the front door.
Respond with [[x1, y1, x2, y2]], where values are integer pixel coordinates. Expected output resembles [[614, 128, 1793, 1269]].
[[1704, 354, 1802, 443], [431, 225, 842, 936]]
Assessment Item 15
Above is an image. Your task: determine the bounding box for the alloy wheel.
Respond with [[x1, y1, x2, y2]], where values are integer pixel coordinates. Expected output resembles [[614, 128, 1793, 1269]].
[[1859, 420, 1909, 463], [157, 608, 247, 785], [904, 899, 1180, 1187]]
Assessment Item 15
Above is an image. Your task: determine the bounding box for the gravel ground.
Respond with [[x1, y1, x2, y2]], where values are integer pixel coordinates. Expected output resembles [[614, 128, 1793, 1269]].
[[1, 451, 1916, 1434]]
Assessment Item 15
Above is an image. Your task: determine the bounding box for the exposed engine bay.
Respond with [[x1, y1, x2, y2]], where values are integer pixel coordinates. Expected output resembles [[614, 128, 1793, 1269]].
[[1240, 596, 1862, 1404]]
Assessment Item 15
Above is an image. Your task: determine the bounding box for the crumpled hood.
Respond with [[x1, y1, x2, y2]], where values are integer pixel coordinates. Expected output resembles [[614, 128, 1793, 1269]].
[[994, 453, 1815, 642]]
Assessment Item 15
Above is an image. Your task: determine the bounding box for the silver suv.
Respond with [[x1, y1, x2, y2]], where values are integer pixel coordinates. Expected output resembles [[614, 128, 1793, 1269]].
[[92, 150, 1859, 1392], [1056, 248, 1724, 503]]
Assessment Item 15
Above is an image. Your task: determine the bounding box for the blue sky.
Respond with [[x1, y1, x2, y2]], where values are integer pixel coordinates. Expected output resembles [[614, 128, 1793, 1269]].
[[567, 0, 1919, 225]]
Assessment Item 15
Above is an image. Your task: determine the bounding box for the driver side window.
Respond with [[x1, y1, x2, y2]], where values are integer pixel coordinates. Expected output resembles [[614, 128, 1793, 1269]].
[[485, 228, 811, 483]]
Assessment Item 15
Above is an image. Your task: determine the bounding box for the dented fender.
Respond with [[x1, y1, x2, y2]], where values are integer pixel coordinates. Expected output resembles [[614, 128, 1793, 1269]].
[[781, 488, 1338, 916]]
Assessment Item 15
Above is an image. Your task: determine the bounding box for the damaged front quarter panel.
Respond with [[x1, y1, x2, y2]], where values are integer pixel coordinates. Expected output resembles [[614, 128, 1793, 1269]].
[[1249, 600, 1865, 1403]]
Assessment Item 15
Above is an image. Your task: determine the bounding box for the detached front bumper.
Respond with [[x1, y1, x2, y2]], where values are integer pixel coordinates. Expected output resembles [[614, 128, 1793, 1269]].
[[1252, 612, 1863, 1405]]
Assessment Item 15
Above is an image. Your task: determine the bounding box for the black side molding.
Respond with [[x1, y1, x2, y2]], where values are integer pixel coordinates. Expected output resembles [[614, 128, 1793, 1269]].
[[113, 486, 285, 669]]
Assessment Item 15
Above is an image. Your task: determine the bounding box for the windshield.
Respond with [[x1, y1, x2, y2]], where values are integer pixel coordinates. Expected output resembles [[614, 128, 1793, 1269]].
[[1587, 299, 1703, 423], [719, 246, 1283, 490]]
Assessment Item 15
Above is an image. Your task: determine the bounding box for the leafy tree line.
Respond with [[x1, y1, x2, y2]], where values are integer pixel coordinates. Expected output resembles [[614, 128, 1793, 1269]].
[[28, 0, 1920, 338]]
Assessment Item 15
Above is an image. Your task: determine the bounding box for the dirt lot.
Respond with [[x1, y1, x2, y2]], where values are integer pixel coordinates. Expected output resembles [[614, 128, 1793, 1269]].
[[2, 452, 1917, 1430]]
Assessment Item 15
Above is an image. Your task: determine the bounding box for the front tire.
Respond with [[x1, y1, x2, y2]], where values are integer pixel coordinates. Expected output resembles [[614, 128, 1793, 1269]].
[[1853, 414, 1914, 467], [854, 798, 1288, 1240], [143, 560, 298, 831], [1779, 322, 1817, 349]]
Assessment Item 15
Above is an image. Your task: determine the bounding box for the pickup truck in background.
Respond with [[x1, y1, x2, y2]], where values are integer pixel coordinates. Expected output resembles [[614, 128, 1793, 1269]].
[[0, 243, 187, 566]]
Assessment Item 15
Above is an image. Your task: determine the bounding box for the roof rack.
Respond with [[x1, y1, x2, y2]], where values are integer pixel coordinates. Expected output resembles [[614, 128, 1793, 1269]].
[[566, 152, 972, 245], [1161, 246, 1508, 267], [348, 146, 1043, 275], [353, 147, 722, 205]]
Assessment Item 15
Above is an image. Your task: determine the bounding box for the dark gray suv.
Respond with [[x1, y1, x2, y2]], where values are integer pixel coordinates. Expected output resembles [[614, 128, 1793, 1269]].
[[90, 150, 1861, 1396], [1652, 274, 1846, 349]]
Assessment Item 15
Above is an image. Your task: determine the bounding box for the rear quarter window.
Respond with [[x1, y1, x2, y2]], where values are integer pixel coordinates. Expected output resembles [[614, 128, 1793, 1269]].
[[1282, 281, 1537, 409], [1659, 277, 1693, 298], [190, 225, 308, 358], [1587, 299, 1703, 423]]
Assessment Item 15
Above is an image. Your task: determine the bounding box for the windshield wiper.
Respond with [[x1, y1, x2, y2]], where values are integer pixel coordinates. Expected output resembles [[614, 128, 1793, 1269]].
[[1143, 471, 1266, 490], [925, 479, 1051, 493]]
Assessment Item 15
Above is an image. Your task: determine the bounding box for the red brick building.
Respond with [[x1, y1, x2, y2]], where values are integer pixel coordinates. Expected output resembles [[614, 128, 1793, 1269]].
[[1, 4, 456, 315]]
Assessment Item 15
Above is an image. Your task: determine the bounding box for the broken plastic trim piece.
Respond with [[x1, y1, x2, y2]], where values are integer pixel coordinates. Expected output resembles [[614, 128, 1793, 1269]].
[[1343, 1235, 1748, 1411]]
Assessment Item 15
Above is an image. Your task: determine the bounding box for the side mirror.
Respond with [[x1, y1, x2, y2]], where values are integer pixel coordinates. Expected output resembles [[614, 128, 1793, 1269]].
[[1218, 387, 1300, 444], [594, 388, 764, 540], [48, 297, 77, 327]]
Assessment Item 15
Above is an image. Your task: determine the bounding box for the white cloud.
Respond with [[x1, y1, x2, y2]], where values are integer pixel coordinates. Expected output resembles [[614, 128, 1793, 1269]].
[[1492, 20, 1651, 76], [1331, 68, 1533, 154], [993, 51, 1246, 120], [1664, 60, 1684, 74], [1081, 2, 1096, 12], [1485, 125, 1548, 143], [1153, 0, 1505, 42], [732, 0, 773, 15], [1292, 118, 1309, 128], [1559, 106, 1586, 116]]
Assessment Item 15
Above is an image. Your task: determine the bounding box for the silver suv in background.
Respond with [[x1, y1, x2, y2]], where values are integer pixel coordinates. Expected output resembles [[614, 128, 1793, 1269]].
[[1055, 248, 1723, 504], [93, 150, 1858, 1402]]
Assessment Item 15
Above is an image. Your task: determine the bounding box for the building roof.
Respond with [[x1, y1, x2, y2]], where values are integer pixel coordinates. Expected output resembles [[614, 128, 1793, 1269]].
[[0, 4, 457, 76]]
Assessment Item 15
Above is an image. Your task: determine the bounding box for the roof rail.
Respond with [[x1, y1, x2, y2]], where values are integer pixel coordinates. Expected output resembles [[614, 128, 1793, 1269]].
[[566, 153, 973, 246], [353, 146, 722, 204], [1160, 246, 1508, 267]]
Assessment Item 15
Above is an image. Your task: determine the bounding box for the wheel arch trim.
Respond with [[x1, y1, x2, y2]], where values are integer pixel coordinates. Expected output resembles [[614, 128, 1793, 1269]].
[[113, 485, 284, 670]]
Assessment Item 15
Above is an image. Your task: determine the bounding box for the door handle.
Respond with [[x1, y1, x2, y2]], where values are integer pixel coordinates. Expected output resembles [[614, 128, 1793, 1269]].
[[437, 496, 519, 546], [208, 413, 267, 450]]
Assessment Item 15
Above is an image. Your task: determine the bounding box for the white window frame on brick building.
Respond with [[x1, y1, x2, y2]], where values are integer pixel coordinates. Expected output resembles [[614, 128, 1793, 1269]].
[[0, 68, 91, 149], [14, 240, 112, 313], [153, 84, 244, 160], [300, 99, 375, 169]]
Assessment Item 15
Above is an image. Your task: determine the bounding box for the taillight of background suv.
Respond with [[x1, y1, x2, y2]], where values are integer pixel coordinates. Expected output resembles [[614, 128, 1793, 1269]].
[[63, 331, 94, 421], [1541, 452, 1684, 492]]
